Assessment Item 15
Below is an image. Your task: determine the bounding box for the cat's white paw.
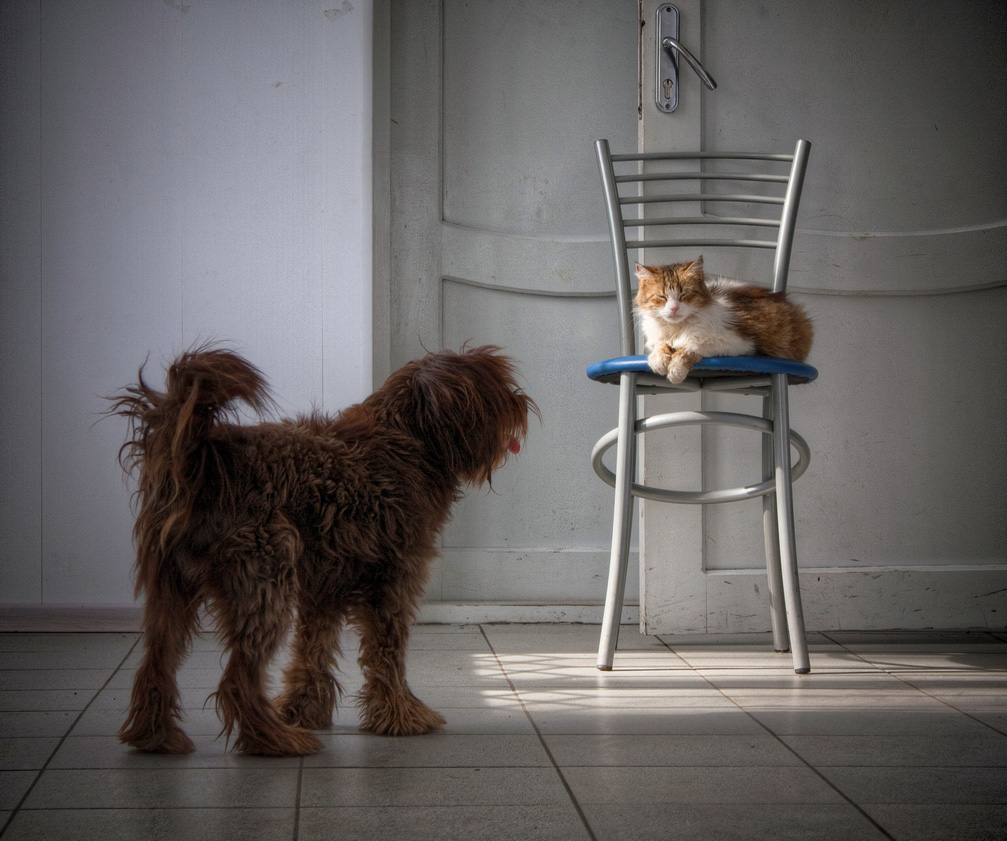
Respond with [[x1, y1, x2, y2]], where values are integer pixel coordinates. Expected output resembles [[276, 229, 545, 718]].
[[666, 359, 691, 384], [647, 350, 669, 376]]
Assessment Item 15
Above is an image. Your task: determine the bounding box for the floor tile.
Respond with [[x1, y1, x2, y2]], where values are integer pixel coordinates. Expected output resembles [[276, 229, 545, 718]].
[[2, 623, 1006, 840], [544, 733, 802, 767], [824, 631, 1006, 647], [969, 711, 1007, 733], [0, 737, 60, 770], [0, 771, 37, 810], [563, 765, 844, 805], [0, 633, 138, 655], [515, 688, 735, 710], [719, 689, 954, 710], [0, 669, 116, 692], [48, 734, 300, 769], [819, 766, 1007, 805], [863, 804, 1007, 841], [0, 689, 99, 713], [698, 669, 912, 691], [24, 767, 299, 809], [298, 804, 592, 841], [302, 732, 552, 768], [406, 629, 493, 651], [750, 708, 999, 737], [0, 711, 77, 739], [656, 632, 836, 648], [70, 702, 223, 738], [530, 707, 766, 736], [780, 733, 1007, 767], [670, 649, 877, 671], [0, 643, 136, 671], [849, 651, 1007, 671], [932, 695, 1007, 713], [436, 705, 536, 734], [2, 808, 296, 841], [582, 803, 890, 841], [300, 766, 569, 807]]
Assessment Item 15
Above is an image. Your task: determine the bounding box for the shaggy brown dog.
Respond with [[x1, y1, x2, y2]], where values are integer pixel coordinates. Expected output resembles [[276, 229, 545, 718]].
[[111, 344, 536, 755]]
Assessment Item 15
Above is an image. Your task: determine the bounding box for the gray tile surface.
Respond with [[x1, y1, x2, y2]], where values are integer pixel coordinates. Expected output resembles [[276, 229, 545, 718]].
[[0, 623, 1005, 840]]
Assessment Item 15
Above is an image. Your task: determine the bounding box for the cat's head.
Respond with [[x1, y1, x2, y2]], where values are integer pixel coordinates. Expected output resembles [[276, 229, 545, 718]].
[[634, 257, 710, 324]]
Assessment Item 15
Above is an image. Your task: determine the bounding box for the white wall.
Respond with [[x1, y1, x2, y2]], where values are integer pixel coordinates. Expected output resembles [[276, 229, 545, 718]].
[[0, 0, 373, 605]]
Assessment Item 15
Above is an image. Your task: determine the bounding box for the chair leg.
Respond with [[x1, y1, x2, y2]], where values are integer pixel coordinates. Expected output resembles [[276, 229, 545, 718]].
[[762, 395, 790, 654], [771, 374, 811, 674], [597, 372, 638, 671]]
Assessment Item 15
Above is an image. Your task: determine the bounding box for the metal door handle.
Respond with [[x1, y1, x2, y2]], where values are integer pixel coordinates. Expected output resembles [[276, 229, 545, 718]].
[[662, 37, 717, 91], [656, 4, 717, 112]]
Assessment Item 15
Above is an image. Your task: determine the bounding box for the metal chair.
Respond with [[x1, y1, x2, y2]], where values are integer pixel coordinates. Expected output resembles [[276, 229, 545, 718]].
[[588, 138, 817, 674]]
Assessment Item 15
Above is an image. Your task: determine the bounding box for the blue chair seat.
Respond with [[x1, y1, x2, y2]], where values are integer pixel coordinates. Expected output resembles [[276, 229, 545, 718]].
[[587, 354, 818, 385]]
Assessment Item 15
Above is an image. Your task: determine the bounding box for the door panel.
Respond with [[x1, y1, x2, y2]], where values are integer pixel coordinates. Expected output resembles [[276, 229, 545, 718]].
[[639, 0, 1007, 632], [388, 0, 1006, 628], [388, 0, 640, 611]]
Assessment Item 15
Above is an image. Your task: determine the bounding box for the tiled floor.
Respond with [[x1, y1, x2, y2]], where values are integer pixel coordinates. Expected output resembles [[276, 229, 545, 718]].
[[1, 623, 1005, 840]]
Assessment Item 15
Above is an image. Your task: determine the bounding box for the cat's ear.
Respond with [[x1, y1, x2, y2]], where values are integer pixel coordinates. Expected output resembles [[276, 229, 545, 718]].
[[635, 263, 654, 280], [686, 256, 704, 275]]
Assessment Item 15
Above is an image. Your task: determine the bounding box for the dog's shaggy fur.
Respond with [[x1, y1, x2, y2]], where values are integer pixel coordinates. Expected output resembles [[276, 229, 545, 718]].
[[110, 344, 536, 755]]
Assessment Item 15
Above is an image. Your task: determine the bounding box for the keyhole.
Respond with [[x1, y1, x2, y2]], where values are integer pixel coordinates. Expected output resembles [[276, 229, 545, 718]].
[[663, 78, 674, 99]]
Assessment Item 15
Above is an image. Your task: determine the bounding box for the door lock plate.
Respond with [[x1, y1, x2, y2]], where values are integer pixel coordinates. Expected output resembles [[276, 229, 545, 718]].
[[656, 4, 680, 112]]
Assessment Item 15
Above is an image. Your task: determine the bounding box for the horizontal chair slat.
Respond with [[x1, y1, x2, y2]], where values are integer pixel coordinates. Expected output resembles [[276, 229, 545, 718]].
[[625, 239, 778, 250], [611, 151, 794, 163], [615, 172, 789, 184], [622, 193, 786, 205], [624, 216, 780, 229]]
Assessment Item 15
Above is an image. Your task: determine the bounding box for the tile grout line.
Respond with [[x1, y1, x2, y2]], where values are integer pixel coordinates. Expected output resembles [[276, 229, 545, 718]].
[[477, 626, 599, 841], [0, 633, 144, 839], [818, 631, 1007, 738], [292, 756, 304, 841], [654, 636, 899, 841]]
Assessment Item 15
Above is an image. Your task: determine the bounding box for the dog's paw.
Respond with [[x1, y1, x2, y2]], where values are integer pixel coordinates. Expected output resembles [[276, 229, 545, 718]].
[[119, 722, 196, 754], [358, 689, 446, 736], [276, 685, 337, 731], [278, 702, 334, 731], [234, 724, 323, 756]]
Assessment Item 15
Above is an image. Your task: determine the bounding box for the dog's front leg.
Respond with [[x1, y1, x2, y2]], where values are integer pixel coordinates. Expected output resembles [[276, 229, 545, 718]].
[[354, 602, 446, 736]]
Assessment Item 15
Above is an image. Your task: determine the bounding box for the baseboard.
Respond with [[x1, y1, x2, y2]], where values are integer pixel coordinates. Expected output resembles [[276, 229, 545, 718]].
[[0, 602, 640, 632], [0, 606, 144, 632], [418, 602, 640, 625]]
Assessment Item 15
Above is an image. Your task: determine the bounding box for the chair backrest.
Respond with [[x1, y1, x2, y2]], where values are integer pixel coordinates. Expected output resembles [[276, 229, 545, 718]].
[[595, 138, 811, 357]]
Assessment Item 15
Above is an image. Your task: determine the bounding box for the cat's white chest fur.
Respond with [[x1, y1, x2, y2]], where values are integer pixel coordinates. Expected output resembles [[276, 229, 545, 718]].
[[639, 280, 755, 357]]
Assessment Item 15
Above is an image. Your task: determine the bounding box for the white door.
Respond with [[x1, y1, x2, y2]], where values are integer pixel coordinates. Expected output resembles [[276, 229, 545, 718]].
[[383, 0, 1007, 628], [637, 0, 1007, 632], [383, 0, 642, 618]]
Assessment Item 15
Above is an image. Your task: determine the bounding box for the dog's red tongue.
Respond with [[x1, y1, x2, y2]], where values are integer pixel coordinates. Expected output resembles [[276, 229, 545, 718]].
[[508, 437, 521, 454]]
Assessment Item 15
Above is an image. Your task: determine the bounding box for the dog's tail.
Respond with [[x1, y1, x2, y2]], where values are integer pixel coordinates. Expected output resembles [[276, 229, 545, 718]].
[[110, 345, 273, 598]]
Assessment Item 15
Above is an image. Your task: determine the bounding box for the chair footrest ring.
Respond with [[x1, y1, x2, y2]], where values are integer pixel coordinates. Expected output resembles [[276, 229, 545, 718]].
[[591, 410, 810, 504]]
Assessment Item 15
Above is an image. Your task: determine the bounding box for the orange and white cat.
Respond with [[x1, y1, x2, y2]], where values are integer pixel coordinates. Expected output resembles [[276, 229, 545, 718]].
[[635, 257, 812, 384]]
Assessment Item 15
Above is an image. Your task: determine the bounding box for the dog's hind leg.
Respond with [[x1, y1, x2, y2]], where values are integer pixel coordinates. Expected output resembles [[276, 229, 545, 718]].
[[353, 602, 446, 737], [119, 572, 199, 754], [212, 596, 323, 756], [211, 524, 323, 756], [276, 605, 344, 730]]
